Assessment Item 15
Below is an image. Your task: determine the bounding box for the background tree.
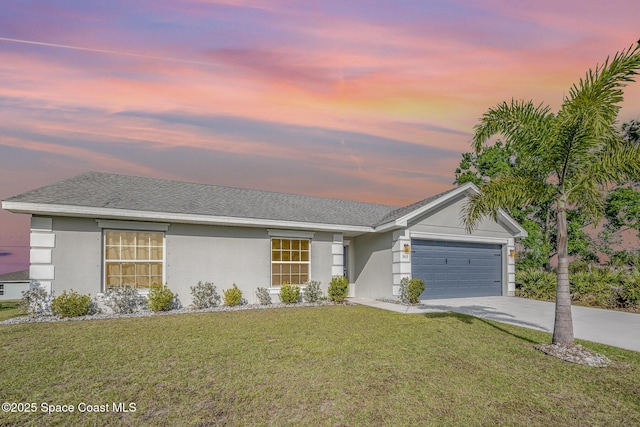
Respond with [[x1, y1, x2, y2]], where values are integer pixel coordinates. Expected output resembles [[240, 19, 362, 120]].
[[463, 43, 640, 346], [621, 119, 640, 145], [454, 141, 597, 268]]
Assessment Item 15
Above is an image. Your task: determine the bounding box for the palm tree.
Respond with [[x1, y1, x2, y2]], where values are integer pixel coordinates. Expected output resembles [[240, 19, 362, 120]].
[[464, 42, 640, 346]]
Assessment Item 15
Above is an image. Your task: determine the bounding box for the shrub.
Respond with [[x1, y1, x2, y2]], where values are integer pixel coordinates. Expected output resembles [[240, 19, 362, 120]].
[[516, 267, 640, 310], [51, 290, 95, 318], [328, 276, 349, 303], [20, 281, 53, 318], [619, 271, 640, 307], [611, 250, 640, 269], [399, 277, 425, 304], [190, 281, 221, 309], [147, 283, 174, 312], [279, 283, 301, 304], [515, 268, 556, 301], [255, 287, 272, 305], [569, 260, 591, 274], [302, 280, 323, 303], [102, 286, 146, 314], [223, 284, 243, 307], [569, 270, 620, 308]]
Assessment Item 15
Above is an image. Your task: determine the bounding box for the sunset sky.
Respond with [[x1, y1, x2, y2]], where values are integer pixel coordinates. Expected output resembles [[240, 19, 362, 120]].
[[1, 0, 639, 274]]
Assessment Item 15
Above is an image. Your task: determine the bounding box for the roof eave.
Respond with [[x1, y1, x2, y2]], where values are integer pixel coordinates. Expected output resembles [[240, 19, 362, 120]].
[[1, 201, 374, 234], [374, 182, 528, 238], [497, 208, 528, 239]]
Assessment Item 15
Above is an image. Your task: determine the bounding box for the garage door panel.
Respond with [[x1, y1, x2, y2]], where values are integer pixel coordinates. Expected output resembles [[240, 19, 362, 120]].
[[411, 239, 502, 299]]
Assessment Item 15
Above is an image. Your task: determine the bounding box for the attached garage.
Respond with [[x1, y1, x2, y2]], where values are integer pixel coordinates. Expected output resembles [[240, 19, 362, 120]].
[[411, 239, 503, 299]]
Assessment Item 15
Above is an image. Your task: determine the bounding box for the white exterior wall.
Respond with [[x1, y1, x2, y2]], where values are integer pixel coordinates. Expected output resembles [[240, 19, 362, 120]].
[[352, 231, 393, 299], [31, 217, 338, 306], [166, 225, 336, 305], [0, 281, 30, 300], [166, 223, 270, 305], [48, 217, 102, 297]]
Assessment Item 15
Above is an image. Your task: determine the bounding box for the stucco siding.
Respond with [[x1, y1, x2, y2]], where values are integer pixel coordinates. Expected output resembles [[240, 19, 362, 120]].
[[0, 282, 30, 300], [49, 217, 102, 297], [164, 225, 335, 306], [166, 224, 267, 306], [35, 217, 337, 306], [353, 231, 393, 298], [407, 195, 514, 238], [309, 232, 335, 290]]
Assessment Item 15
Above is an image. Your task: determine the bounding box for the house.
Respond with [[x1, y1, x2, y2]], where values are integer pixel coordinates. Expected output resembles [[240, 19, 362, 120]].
[[1, 172, 526, 305], [0, 269, 30, 301]]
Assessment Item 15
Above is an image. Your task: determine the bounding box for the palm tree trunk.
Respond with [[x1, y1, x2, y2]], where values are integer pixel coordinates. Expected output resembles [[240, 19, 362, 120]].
[[553, 195, 574, 345]]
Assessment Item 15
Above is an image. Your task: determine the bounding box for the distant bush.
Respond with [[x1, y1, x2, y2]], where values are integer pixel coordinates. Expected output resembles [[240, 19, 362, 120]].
[[279, 283, 301, 304], [302, 280, 323, 303], [610, 251, 640, 269], [147, 284, 174, 312], [255, 287, 272, 305], [223, 284, 243, 307], [619, 271, 640, 307], [20, 281, 53, 318], [190, 281, 221, 309], [328, 276, 349, 303], [103, 286, 146, 314], [51, 290, 95, 318], [569, 260, 592, 274], [399, 277, 425, 304]]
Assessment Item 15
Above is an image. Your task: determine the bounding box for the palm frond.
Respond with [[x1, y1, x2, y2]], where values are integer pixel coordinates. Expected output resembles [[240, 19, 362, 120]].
[[566, 44, 640, 127], [472, 99, 553, 155], [463, 176, 553, 232], [565, 177, 606, 224], [550, 43, 640, 183], [590, 140, 640, 185]]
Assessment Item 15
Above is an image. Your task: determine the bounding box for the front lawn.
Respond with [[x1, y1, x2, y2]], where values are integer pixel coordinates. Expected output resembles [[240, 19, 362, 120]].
[[0, 300, 21, 321], [1, 305, 638, 426]]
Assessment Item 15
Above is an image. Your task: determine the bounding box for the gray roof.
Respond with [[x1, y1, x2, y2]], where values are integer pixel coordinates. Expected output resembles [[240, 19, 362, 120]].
[[0, 269, 29, 282], [5, 172, 395, 227], [4, 172, 461, 228]]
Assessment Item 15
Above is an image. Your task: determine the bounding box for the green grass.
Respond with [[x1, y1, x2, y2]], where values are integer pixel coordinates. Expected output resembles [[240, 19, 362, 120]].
[[1, 305, 639, 426], [0, 300, 22, 321]]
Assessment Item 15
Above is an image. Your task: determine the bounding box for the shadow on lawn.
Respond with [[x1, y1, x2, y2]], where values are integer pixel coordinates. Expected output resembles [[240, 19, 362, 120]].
[[416, 303, 550, 332], [422, 311, 544, 345]]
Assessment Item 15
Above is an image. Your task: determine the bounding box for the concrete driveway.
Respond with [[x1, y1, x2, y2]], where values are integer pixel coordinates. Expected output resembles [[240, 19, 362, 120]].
[[349, 296, 640, 352]]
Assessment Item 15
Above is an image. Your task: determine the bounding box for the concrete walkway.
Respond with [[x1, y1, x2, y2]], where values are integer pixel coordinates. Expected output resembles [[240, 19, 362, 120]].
[[348, 296, 640, 352]]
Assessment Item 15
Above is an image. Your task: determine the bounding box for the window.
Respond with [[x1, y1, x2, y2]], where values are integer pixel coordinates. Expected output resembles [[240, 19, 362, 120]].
[[104, 231, 164, 289], [271, 238, 309, 286], [0, 283, 4, 296]]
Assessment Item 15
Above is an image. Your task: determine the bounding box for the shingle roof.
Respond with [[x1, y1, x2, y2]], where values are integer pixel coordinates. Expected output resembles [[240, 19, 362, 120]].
[[374, 186, 462, 226], [5, 172, 403, 227]]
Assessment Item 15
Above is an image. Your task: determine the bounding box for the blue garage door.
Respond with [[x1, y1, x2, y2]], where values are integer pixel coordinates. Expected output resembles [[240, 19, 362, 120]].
[[411, 240, 502, 299]]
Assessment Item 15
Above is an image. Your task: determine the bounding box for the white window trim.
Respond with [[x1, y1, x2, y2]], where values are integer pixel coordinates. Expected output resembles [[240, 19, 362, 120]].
[[102, 229, 166, 292], [270, 237, 311, 287]]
